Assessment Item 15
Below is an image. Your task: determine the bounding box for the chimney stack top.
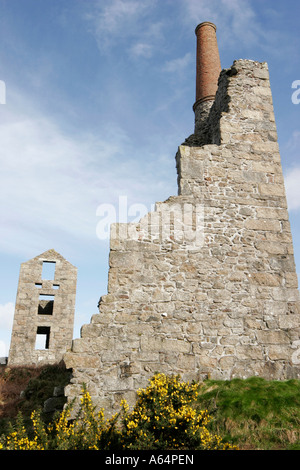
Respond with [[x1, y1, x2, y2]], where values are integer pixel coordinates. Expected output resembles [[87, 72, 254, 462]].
[[195, 21, 217, 34]]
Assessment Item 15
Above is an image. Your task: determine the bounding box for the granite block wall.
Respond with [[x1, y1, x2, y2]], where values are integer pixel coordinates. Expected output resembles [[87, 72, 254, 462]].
[[64, 59, 300, 414]]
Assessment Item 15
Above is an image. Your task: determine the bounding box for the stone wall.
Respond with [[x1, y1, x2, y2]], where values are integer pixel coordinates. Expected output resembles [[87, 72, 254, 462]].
[[64, 59, 300, 414], [8, 249, 77, 366]]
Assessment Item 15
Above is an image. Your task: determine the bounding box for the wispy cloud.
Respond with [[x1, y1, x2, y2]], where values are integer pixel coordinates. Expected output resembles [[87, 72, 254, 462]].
[[285, 130, 300, 153], [181, 0, 276, 53], [285, 167, 300, 211], [163, 53, 192, 75], [87, 0, 151, 35], [0, 87, 175, 257], [84, 0, 164, 59], [0, 302, 14, 356], [0, 302, 14, 330], [284, 131, 300, 211], [129, 42, 153, 59]]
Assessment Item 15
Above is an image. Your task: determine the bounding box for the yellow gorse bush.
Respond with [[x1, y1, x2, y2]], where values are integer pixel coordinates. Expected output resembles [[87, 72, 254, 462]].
[[120, 373, 237, 450], [0, 374, 237, 450], [0, 385, 120, 450]]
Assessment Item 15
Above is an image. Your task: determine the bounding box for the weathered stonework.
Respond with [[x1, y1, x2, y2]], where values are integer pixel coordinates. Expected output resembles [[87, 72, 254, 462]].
[[64, 55, 300, 414], [8, 249, 77, 366]]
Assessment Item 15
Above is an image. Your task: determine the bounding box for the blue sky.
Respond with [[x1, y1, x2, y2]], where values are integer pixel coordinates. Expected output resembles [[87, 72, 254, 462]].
[[0, 0, 299, 356]]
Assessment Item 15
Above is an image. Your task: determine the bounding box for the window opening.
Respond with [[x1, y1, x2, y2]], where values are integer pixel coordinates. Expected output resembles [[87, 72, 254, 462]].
[[53, 284, 60, 290], [42, 261, 56, 280], [35, 283, 42, 288], [38, 294, 54, 315], [35, 326, 50, 350]]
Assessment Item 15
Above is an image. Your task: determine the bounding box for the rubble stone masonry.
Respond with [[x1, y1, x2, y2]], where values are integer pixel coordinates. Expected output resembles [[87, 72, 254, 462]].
[[8, 249, 77, 366], [64, 59, 300, 414]]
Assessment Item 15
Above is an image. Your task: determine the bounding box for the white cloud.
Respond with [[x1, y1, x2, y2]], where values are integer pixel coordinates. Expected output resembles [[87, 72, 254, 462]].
[[182, 0, 298, 64], [163, 53, 192, 74], [129, 42, 153, 58], [0, 116, 107, 250], [182, 0, 264, 49], [283, 130, 300, 211], [183, 0, 255, 28], [88, 0, 151, 35], [286, 130, 300, 153], [285, 167, 300, 211], [84, 0, 164, 58], [0, 302, 14, 330], [0, 303, 14, 354], [0, 87, 176, 257], [0, 341, 7, 357]]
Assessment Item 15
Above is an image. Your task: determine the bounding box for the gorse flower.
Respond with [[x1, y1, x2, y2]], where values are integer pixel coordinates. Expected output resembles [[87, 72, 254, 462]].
[[0, 374, 237, 450], [120, 373, 237, 450]]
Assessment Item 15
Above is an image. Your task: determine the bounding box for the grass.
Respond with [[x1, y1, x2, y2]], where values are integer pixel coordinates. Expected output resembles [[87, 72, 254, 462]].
[[197, 376, 300, 450]]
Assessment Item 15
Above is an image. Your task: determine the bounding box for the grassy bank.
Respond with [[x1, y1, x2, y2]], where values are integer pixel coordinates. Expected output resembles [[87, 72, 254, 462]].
[[197, 376, 300, 450]]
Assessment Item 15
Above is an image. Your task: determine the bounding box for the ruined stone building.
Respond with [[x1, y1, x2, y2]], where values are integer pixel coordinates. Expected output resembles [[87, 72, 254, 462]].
[[61, 22, 300, 412], [8, 249, 77, 366]]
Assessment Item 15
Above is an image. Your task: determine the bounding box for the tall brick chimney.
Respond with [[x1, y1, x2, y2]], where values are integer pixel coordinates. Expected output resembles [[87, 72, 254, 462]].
[[193, 22, 221, 134]]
